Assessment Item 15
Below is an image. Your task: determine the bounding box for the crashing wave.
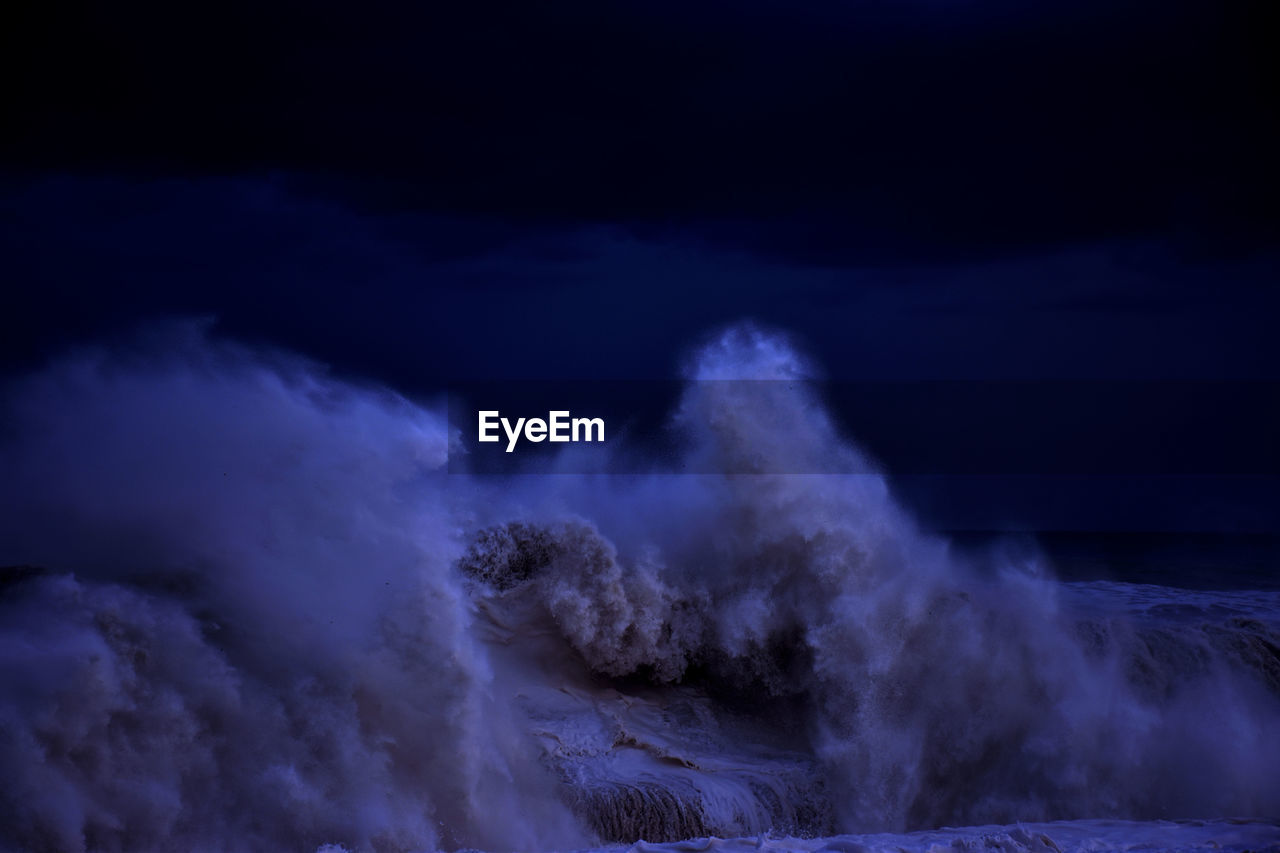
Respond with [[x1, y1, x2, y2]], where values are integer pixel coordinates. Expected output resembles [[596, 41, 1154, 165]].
[[0, 323, 1278, 852]]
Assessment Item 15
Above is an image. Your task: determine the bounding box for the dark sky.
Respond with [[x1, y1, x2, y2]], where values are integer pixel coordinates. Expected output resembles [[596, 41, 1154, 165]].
[[3, 0, 1278, 533]]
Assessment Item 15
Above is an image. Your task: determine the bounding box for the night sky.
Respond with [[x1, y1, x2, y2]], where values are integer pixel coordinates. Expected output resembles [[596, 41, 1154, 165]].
[[4, 0, 1278, 536]]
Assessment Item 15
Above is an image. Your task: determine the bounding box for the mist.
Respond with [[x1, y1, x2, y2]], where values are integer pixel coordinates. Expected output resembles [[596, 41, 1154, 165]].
[[2, 322, 1278, 853]]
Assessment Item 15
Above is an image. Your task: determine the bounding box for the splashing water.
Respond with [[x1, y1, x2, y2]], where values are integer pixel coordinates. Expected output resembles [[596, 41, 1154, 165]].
[[1, 323, 1277, 852]]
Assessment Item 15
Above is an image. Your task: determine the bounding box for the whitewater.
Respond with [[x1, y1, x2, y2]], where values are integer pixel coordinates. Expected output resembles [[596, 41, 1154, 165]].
[[0, 324, 1276, 853]]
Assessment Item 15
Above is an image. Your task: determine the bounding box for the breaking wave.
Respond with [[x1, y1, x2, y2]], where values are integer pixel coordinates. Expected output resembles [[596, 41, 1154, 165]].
[[1, 323, 1277, 853]]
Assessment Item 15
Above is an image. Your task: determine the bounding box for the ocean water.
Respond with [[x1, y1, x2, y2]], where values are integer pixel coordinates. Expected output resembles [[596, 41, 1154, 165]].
[[0, 324, 1277, 853], [583, 819, 1280, 853]]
